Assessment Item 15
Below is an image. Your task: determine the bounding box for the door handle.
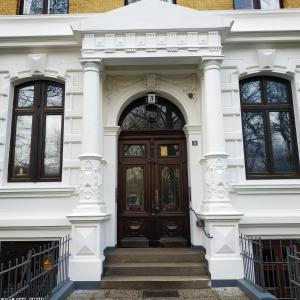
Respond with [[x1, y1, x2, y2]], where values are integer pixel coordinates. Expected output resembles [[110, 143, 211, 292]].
[[155, 188, 159, 211]]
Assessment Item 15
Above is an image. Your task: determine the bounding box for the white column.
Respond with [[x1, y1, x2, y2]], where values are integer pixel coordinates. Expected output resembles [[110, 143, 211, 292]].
[[201, 59, 236, 214], [200, 59, 244, 284], [68, 60, 110, 284]]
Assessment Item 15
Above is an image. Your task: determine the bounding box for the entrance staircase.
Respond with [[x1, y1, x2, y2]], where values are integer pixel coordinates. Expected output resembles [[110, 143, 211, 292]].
[[101, 248, 210, 289]]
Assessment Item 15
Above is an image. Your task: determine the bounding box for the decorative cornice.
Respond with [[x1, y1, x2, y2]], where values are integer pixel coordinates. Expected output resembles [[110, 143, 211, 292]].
[[81, 31, 222, 58]]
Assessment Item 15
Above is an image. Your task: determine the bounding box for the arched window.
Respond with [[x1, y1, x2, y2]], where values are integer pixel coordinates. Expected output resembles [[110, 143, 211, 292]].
[[9, 81, 64, 182], [240, 76, 299, 179], [119, 97, 185, 130]]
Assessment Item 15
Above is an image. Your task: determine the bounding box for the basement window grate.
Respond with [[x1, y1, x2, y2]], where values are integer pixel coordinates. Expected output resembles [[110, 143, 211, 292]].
[[143, 290, 179, 298]]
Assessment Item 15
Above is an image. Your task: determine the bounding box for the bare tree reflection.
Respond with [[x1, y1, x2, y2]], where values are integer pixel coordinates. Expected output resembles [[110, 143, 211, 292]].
[[44, 116, 62, 176], [241, 81, 261, 104], [47, 86, 63, 106], [121, 100, 184, 130], [242, 112, 267, 172], [14, 116, 32, 176], [18, 86, 34, 107]]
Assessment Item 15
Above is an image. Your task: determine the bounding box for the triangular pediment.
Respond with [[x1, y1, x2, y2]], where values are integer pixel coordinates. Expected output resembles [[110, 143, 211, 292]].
[[78, 0, 231, 32]]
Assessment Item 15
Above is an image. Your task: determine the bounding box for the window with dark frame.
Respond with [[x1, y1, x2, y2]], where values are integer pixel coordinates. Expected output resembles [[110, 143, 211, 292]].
[[9, 81, 64, 182], [240, 77, 300, 179], [233, 0, 283, 9], [125, 0, 176, 5], [20, 0, 68, 15]]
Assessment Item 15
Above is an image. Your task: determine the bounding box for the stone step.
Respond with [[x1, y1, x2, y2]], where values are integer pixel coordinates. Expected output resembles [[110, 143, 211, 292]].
[[105, 248, 205, 263], [101, 275, 210, 289], [104, 262, 208, 276]]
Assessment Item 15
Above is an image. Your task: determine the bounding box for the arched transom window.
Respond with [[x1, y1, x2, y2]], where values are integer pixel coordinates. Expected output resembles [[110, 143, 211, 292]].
[[240, 76, 299, 179], [119, 97, 185, 130]]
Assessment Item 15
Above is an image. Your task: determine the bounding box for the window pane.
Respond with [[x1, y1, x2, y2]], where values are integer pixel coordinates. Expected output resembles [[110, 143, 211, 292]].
[[44, 115, 62, 176], [13, 116, 33, 177], [48, 0, 68, 14], [124, 145, 145, 157], [22, 0, 43, 14], [161, 166, 179, 210], [160, 144, 180, 157], [266, 80, 289, 103], [47, 85, 63, 107], [241, 81, 262, 104], [234, 0, 254, 9], [269, 112, 297, 172], [242, 112, 268, 173], [126, 167, 144, 211], [260, 0, 280, 9], [18, 85, 34, 107]]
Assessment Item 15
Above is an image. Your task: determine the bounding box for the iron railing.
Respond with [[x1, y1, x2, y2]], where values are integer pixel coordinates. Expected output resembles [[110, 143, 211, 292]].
[[0, 235, 70, 300], [288, 251, 300, 300], [240, 234, 300, 300]]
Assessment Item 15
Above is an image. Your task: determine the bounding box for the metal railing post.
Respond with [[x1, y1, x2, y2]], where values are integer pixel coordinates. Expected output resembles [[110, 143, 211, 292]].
[[25, 250, 32, 300]]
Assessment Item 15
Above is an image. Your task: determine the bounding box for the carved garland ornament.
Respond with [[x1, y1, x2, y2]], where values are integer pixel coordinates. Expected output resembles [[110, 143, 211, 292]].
[[205, 158, 229, 200], [80, 159, 102, 203]]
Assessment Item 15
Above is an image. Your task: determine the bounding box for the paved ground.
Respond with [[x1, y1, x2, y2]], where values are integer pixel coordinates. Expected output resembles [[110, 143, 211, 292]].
[[67, 288, 250, 300]]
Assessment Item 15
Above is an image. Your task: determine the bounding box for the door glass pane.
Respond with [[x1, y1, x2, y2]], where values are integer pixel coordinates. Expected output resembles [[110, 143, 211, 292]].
[[260, 0, 280, 9], [126, 167, 144, 211], [18, 85, 34, 107], [240, 81, 261, 104], [269, 112, 296, 172], [48, 0, 68, 14], [47, 85, 63, 107], [266, 80, 289, 103], [22, 0, 43, 14], [13, 116, 33, 177], [44, 115, 62, 176], [161, 166, 179, 210], [124, 145, 145, 157], [160, 144, 180, 157], [242, 112, 268, 173], [234, 0, 254, 9]]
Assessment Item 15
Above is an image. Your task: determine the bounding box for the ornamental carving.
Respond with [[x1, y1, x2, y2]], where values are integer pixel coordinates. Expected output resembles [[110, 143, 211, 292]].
[[80, 159, 102, 203], [104, 75, 143, 102], [144, 73, 160, 91], [205, 158, 229, 200]]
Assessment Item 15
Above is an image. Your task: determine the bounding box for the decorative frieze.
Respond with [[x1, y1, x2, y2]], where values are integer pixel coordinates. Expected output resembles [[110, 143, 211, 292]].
[[82, 31, 222, 58]]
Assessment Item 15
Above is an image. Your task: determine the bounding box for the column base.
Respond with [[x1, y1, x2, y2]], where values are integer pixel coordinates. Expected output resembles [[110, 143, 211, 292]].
[[67, 217, 109, 282]]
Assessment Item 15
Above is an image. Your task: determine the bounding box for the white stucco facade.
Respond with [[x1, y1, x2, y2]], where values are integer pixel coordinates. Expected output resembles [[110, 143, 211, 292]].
[[1, 0, 300, 285]]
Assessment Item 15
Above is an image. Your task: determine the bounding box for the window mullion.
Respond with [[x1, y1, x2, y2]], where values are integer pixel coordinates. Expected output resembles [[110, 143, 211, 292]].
[[44, 0, 49, 14], [30, 82, 41, 181]]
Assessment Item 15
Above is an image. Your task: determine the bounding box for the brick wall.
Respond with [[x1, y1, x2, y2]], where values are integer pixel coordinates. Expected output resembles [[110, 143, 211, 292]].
[[69, 0, 123, 13], [177, 0, 233, 10], [0, 0, 18, 15], [0, 0, 300, 15], [283, 0, 300, 7]]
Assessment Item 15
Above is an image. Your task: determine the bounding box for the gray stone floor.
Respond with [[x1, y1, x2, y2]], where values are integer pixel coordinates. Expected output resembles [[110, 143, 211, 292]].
[[67, 288, 250, 300]]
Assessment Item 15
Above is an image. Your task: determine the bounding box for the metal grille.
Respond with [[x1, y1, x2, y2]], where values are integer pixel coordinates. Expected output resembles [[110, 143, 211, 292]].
[[240, 235, 300, 300], [0, 236, 70, 299]]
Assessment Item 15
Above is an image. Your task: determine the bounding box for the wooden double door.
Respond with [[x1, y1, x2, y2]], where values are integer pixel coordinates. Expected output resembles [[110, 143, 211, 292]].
[[117, 131, 190, 247]]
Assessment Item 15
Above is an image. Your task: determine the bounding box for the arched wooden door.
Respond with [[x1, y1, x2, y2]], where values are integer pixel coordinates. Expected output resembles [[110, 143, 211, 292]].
[[117, 97, 190, 248]]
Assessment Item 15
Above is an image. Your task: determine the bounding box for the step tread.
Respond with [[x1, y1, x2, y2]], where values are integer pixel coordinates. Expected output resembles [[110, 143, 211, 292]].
[[105, 262, 206, 267], [102, 275, 209, 281], [106, 248, 203, 255]]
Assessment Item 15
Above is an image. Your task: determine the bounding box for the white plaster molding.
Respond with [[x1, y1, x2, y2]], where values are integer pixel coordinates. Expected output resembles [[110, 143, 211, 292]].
[[257, 49, 276, 69], [231, 183, 300, 195], [0, 186, 75, 198]]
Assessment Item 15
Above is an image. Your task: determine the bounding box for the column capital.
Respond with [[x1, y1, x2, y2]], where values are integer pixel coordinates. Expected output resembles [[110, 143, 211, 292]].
[[200, 57, 224, 72], [79, 58, 103, 73]]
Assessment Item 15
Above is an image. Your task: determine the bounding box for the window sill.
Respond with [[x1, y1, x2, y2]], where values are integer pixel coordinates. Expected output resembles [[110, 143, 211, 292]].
[[0, 185, 75, 198], [230, 180, 300, 195]]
